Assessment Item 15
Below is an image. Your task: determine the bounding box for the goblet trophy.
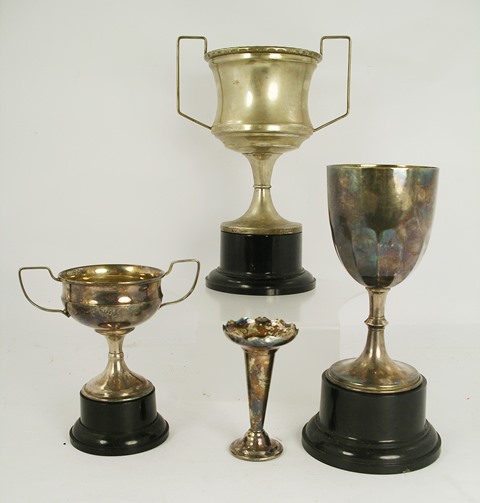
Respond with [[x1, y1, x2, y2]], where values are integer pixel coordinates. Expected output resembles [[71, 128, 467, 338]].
[[223, 317, 298, 460], [177, 35, 351, 295], [302, 164, 441, 474], [19, 259, 200, 456]]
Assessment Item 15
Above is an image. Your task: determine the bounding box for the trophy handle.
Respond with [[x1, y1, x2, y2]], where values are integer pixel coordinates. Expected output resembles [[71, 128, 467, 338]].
[[313, 36, 352, 132], [176, 36, 212, 130], [159, 259, 201, 308], [18, 266, 69, 317]]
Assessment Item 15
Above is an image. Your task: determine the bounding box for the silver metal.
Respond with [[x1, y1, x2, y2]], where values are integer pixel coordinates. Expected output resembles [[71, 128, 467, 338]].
[[326, 287, 421, 393], [327, 164, 438, 393], [314, 36, 351, 131], [176, 36, 211, 129], [18, 267, 69, 316], [160, 259, 201, 308], [177, 35, 352, 235], [19, 260, 200, 401], [224, 317, 298, 461]]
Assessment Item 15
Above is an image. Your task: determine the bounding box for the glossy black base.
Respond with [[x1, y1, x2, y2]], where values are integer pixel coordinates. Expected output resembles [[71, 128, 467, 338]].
[[205, 231, 316, 295], [70, 389, 169, 456], [302, 372, 441, 474]]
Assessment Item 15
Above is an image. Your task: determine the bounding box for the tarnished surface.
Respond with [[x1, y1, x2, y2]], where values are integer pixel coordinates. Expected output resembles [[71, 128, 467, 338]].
[[229, 429, 283, 462], [59, 264, 166, 330], [224, 317, 297, 460], [327, 165, 438, 393], [328, 164, 438, 288], [20, 261, 200, 402], [223, 316, 298, 349]]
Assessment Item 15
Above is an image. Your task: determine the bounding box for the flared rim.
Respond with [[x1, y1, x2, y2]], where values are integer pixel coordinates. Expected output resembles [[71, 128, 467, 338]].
[[327, 164, 438, 170], [58, 264, 165, 285], [205, 46, 320, 61], [223, 317, 298, 348]]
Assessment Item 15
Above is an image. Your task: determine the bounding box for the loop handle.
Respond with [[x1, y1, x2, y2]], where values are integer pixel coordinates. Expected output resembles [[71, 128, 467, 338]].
[[176, 36, 212, 130], [159, 259, 201, 309], [313, 35, 352, 132], [18, 267, 69, 316]]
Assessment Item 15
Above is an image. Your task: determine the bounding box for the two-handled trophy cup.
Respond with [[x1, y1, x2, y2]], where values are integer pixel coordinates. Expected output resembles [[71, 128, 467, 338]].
[[19, 259, 200, 456], [177, 36, 351, 295], [302, 165, 441, 473]]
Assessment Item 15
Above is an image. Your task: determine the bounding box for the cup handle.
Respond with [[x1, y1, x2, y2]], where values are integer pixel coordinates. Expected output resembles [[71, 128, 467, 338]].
[[159, 259, 201, 309], [176, 36, 212, 130], [18, 266, 69, 316], [313, 36, 352, 132]]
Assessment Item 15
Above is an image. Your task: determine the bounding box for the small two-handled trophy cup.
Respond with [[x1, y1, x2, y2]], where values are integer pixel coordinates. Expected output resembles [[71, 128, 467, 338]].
[[19, 260, 200, 456], [177, 36, 351, 295], [223, 317, 298, 461], [302, 165, 441, 473]]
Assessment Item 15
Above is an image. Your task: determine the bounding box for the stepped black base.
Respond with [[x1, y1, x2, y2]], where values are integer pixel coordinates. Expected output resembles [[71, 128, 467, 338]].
[[302, 372, 441, 474], [70, 389, 169, 456], [205, 231, 315, 295]]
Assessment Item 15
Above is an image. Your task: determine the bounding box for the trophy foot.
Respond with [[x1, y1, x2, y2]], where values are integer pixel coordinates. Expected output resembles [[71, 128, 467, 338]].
[[206, 231, 316, 295], [69, 388, 169, 456], [301, 372, 441, 474], [230, 429, 283, 461]]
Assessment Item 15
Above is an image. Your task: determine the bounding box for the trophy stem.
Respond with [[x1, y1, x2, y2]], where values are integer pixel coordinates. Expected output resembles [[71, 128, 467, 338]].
[[327, 287, 421, 393], [206, 152, 315, 295], [103, 329, 132, 381], [361, 287, 390, 363], [249, 152, 277, 187], [221, 153, 301, 234], [82, 328, 153, 401]]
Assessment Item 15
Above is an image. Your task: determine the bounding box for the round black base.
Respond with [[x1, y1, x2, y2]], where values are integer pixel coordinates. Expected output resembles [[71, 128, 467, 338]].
[[70, 389, 169, 456], [302, 372, 441, 474], [205, 231, 315, 295]]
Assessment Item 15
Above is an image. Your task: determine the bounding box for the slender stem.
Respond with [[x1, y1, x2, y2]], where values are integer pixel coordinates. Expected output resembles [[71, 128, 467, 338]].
[[360, 287, 390, 363], [243, 348, 276, 433], [243, 153, 282, 220], [105, 331, 126, 376], [96, 328, 134, 383], [246, 152, 279, 187]]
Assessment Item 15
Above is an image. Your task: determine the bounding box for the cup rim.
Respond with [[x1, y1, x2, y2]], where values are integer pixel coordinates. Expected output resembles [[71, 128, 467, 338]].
[[327, 164, 439, 170], [205, 45, 320, 61], [57, 264, 165, 286]]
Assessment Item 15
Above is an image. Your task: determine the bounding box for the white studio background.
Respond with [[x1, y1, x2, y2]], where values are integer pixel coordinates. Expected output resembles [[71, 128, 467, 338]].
[[0, 1, 479, 502]]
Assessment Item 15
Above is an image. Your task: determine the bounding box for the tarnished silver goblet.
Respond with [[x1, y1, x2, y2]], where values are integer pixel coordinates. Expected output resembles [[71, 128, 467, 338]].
[[302, 164, 441, 473]]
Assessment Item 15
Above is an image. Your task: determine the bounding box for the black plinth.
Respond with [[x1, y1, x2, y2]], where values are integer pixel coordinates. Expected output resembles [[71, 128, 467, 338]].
[[302, 372, 441, 474], [205, 231, 316, 295], [70, 388, 169, 456]]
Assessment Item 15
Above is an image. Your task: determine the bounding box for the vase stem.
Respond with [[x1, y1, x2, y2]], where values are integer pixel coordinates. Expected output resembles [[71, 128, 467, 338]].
[[244, 348, 276, 433]]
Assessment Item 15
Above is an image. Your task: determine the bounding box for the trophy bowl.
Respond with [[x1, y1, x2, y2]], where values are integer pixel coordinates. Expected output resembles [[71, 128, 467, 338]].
[[19, 259, 200, 455], [58, 264, 172, 330], [206, 46, 321, 154], [302, 164, 441, 473], [177, 36, 351, 295]]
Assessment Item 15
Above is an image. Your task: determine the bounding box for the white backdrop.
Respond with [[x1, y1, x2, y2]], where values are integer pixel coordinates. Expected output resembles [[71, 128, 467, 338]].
[[1, 1, 479, 502]]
